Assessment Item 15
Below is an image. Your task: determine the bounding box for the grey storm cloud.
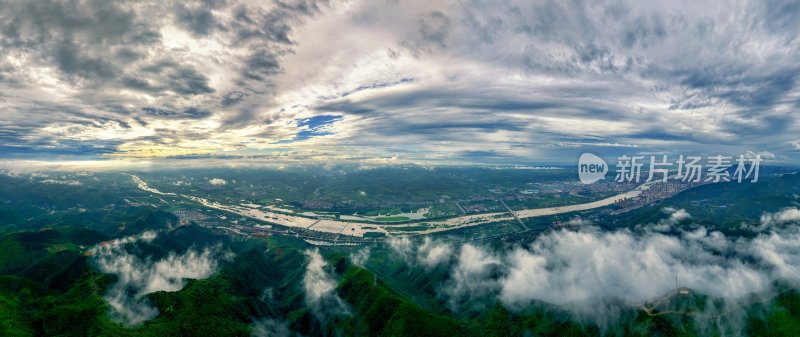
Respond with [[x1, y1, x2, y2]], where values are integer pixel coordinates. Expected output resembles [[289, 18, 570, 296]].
[[0, 0, 799, 162], [174, 1, 226, 37]]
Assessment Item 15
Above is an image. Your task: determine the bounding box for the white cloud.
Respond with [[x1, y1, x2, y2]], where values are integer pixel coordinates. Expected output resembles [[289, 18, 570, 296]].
[[416, 237, 453, 269], [565, 216, 592, 226], [441, 244, 501, 310], [743, 150, 776, 159], [302, 249, 349, 321], [91, 232, 231, 326], [40, 178, 82, 185], [759, 208, 800, 229], [350, 247, 370, 267], [647, 207, 692, 231], [375, 210, 800, 333], [499, 228, 766, 307], [252, 318, 300, 337], [209, 178, 227, 185], [368, 210, 798, 333], [387, 236, 413, 262], [479, 222, 800, 329], [665, 207, 692, 224]]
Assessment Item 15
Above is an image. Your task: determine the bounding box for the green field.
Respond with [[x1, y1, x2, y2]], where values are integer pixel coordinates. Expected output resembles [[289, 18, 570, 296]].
[[374, 216, 411, 222]]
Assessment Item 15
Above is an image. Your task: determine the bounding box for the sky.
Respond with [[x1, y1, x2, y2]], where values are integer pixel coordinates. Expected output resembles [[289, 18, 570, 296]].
[[1, 0, 799, 166]]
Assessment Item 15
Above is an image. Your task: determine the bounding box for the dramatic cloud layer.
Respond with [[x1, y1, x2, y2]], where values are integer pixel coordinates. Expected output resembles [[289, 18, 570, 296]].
[[1, 0, 799, 163]]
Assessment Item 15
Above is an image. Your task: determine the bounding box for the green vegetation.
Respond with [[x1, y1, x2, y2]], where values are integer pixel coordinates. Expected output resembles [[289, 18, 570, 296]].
[[387, 225, 430, 232], [2, 168, 800, 336], [748, 289, 800, 336], [139, 166, 582, 216], [0, 227, 120, 336], [618, 173, 800, 232], [0, 226, 313, 336], [338, 267, 463, 337], [2, 223, 800, 336], [363, 232, 386, 238], [365, 209, 403, 217], [373, 216, 410, 222]]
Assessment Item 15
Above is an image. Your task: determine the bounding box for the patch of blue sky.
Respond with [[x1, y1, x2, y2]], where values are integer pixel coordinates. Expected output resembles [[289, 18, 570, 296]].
[[280, 115, 343, 143]]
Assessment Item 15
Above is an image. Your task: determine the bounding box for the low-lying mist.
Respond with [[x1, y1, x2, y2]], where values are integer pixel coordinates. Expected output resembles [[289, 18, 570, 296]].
[[90, 231, 233, 326], [384, 207, 800, 334]]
